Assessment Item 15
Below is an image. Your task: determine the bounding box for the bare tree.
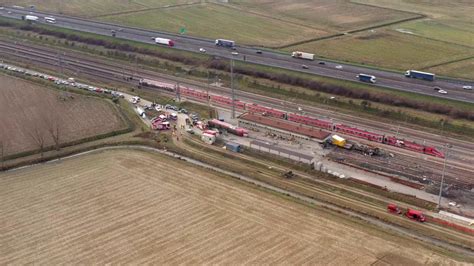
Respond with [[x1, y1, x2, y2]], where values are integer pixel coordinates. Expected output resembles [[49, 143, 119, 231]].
[[0, 141, 4, 170], [28, 126, 46, 159], [44, 115, 61, 152]]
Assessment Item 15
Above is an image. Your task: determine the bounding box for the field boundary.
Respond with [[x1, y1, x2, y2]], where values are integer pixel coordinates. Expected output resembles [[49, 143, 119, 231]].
[[277, 14, 424, 49], [91, 1, 203, 19]]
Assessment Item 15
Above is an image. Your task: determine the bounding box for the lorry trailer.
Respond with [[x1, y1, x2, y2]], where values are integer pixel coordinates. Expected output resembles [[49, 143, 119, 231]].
[[291, 51, 315, 61], [22, 15, 39, 22], [357, 73, 376, 83], [154, 37, 174, 47], [405, 70, 435, 81], [215, 39, 235, 48]]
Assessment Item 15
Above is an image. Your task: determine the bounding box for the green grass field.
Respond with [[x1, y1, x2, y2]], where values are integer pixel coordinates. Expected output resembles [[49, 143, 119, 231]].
[[427, 58, 474, 80], [11, 0, 189, 17], [228, 0, 414, 32], [100, 3, 328, 47], [287, 29, 473, 70]]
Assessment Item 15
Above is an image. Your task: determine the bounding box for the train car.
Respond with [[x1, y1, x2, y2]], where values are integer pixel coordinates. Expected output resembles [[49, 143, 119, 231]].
[[334, 124, 383, 142], [139, 78, 175, 92], [287, 113, 333, 130], [423, 146, 445, 158], [208, 119, 248, 137], [246, 104, 286, 119], [210, 95, 246, 109], [384, 136, 444, 158], [180, 87, 208, 101]]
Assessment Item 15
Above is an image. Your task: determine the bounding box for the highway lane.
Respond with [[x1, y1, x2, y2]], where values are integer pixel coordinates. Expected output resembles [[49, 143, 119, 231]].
[[1, 6, 474, 103]]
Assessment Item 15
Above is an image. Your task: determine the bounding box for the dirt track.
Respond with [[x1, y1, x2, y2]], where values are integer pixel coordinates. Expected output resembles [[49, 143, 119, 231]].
[[0, 149, 462, 264], [0, 74, 125, 156]]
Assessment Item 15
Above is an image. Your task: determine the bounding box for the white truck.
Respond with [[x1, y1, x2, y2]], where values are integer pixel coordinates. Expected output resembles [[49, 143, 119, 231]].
[[22, 15, 39, 22], [291, 51, 314, 61], [153, 37, 174, 47]]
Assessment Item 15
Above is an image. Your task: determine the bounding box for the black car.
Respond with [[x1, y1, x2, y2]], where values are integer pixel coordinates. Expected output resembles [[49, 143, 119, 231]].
[[433, 87, 441, 91], [318, 61, 326, 65], [256, 50, 263, 54]]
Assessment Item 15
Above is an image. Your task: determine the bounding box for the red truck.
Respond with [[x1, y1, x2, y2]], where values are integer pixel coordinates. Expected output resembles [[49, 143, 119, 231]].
[[405, 208, 426, 222]]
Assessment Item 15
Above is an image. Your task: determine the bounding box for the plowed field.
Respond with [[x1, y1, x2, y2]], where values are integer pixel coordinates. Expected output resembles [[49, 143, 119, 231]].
[[0, 74, 126, 156], [0, 149, 459, 264]]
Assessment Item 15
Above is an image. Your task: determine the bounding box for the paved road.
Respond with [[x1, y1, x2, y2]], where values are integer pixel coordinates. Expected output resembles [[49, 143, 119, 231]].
[[1, 6, 473, 103]]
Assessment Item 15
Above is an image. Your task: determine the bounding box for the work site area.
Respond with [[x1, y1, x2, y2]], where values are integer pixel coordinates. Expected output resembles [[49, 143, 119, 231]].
[[0, 1, 473, 264]]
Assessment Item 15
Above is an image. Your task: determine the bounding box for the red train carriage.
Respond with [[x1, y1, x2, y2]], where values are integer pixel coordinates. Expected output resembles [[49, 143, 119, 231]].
[[246, 104, 286, 119], [210, 95, 246, 109], [334, 124, 383, 142], [208, 119, 248, 137], [286, 113, 333, 130], [384, 136, 444, 158], [180, 87, 208, 101]]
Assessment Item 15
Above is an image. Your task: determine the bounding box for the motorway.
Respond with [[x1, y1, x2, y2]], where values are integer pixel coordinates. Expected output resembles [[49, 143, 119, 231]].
[[1, 6, 474, 103]]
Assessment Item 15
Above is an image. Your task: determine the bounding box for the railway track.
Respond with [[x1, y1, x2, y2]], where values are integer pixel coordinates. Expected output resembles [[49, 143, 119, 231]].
[[1, 40, 472, 187], [175, 132, 474, 252]]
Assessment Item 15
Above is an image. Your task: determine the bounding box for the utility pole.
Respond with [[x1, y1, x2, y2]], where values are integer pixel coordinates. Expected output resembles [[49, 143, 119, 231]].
[[176, 81, 181, 102], [207, 71, 211, 117], [231, 59, 235, 119], [437, 144, 450, 210]]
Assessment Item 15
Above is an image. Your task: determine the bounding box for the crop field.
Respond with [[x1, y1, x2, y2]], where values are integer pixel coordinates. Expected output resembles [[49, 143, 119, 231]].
[[428, 58, 474, 80], [0, 74, 126, 156], [8, 0, 190, 17], [0, 149, 459, 264], [229, 0, 415, 33], [287, 28, 473, 70], [100, 3, 327, 47]]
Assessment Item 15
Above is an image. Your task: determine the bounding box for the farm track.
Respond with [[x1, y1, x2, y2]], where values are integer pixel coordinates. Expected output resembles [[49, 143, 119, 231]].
[[0, 40, 472, 187], [174, 135, 474, 250]]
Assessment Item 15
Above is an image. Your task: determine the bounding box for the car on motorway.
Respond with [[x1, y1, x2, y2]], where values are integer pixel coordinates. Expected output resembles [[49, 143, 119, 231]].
[[199, 48, 206, 53], [335, 65, 343, 70], [231, 51, 239, 56], [301, 65, 309, 69], [256, 50, 263, 54], [318, 61, 326, 65], [438, 89, 448, 94], [433, 87, 441, 91], [463, 85, 472, 90]]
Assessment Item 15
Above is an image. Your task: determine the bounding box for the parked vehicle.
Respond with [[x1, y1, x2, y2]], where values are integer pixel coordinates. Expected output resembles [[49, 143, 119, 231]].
[[154, 37, 174, 47], [357, 73, 376, 83], [387, 204, 402, 214], [405, 209, 426, 222], [215, 39, 235, 48], [291, 51, 314, 60], [405, 70, 435, 81]]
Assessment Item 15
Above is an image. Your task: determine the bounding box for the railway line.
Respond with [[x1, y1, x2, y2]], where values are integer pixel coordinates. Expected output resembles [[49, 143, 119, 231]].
[[176, 133, 474, 251], [0, 40, 472, 188]]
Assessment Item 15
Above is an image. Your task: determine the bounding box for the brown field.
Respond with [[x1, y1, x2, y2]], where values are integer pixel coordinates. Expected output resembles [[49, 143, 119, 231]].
[[0, 149, 460, 264], [0, 74, 126, 156]]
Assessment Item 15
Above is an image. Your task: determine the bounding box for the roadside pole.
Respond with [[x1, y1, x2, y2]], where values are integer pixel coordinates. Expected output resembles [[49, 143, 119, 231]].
[[437, 143, 451, 209], [231, 59, 235, 119]]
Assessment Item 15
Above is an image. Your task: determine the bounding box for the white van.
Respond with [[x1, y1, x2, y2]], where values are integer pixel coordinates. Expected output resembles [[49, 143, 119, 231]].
[[44, 17, 56, 23]]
